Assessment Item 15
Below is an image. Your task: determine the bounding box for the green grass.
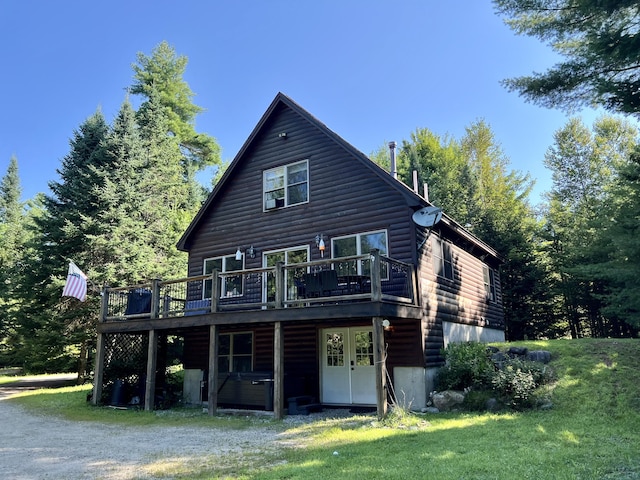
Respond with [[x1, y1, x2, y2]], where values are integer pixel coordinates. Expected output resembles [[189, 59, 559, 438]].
[[5, 338, 640, 479]]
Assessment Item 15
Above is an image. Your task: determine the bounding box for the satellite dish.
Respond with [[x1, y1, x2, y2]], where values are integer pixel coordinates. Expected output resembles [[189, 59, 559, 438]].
[[412, 206, 443, 228]]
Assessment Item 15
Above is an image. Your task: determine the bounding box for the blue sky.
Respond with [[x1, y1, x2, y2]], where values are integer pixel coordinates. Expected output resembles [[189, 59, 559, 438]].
[[0, 1, 605, 206]]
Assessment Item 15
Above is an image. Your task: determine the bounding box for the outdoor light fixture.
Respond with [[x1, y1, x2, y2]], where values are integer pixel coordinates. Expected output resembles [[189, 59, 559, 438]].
[[246, 245, 256, 259], [315, 234, 326, 258], [235, 248, 242, 261]]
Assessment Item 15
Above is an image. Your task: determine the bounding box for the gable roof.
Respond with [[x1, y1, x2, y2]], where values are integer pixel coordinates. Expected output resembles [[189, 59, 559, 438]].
[[177, 92, 500, 262]]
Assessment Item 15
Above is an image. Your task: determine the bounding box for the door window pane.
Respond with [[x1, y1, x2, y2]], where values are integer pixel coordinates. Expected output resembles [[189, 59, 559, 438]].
[[326, 332, 345, 366], [354, 331, 374, 366]]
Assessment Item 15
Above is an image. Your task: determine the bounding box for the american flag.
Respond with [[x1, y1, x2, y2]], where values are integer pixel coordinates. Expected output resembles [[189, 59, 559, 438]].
[[62, 262, 88, 302]]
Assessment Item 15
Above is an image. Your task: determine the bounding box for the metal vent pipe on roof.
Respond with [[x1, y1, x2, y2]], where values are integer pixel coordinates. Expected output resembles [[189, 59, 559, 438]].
[[388, 141, 398, 179]]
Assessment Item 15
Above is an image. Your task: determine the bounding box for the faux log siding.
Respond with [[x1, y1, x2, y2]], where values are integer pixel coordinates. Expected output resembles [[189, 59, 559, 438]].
[[184, 322, 320, 401], [384, 319, 424, 370], [182, 327, 209, 369], [184, 103, 413, 278], [418, 232, 505, 331]]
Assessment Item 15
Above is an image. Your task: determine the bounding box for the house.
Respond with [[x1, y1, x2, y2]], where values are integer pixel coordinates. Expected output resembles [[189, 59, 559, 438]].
[[91, 93, 504, 418]]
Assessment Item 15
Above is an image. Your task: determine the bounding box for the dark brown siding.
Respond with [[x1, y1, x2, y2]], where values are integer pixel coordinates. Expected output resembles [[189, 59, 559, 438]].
[[417, 229, 505, 344], [181, 100, 505, 397], [185, 103, 414, 277]]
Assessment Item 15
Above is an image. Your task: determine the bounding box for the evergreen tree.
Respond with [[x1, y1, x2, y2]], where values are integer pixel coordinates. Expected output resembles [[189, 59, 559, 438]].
[[131, 41, 221, 179], [0, 156, 26, 365], [599, 148, 640, 330], [494, 0, 640, 116], [0, 156, 21, 224], [14, 112, 108, 373]]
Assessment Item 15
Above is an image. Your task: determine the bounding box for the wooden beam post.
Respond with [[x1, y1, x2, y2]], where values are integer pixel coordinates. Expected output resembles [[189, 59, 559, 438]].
[[145, 329, 158, 411], [208, 324, 219, 415], [150, 279, 160, 319], [91, 332, 105, 405], [372, 316, 388, 419], [370, 249, 382, 301], [273, 321, 284, 419], [211, 270, 220, 313], [275, 262, 284, 309]]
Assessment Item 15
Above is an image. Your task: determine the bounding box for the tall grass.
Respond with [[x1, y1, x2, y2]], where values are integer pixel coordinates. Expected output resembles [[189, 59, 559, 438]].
[[5, 338, 640, 479]]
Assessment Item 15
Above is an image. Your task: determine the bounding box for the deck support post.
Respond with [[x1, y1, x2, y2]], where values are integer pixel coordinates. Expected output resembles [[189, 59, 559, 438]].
[[145, 329, 158, 411], [91, 332, 105, 405], [273, 321, 284, 419], [275, 262, 284, 308], [208, 324, 219, 415], [370, 249, 382, 301], [372, 316, 387, 419]]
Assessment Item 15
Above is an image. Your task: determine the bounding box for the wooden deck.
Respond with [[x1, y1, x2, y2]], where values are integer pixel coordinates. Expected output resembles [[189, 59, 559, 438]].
[[93, 251, 420, 419], [98, 251, 421, 334]]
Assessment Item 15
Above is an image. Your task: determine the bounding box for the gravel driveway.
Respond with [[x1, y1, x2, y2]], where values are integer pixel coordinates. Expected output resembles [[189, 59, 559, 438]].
[[0, 377, 300, 480]]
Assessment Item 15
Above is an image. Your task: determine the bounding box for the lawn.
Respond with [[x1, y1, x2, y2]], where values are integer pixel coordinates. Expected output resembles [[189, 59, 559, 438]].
[[4, 338, 639, 479]]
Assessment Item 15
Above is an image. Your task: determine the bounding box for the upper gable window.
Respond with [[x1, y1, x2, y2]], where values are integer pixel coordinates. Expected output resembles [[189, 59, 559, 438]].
[[263, 160, 308, 210]]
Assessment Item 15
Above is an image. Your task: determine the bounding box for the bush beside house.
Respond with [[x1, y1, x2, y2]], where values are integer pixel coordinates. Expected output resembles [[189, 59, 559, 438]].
[[432, 342, 555, 412]]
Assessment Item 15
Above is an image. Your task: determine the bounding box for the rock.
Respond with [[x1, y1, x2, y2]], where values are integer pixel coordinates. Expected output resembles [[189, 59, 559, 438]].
[[507, 346, 528, 357], [431, 390, 465, 411], [491, 351, 508, 364], [527, 350, 552, 364], [422, 407, 440, 414], [486, 346, 500, 354]]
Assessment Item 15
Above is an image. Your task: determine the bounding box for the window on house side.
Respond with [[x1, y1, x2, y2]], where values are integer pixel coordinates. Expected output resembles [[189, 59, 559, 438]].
[[432, 236, 454, 281], [263, 160, 308, 210], [203, 255, 244, 299], [483, 265, 497, 302], [218, 332, 253, 373]]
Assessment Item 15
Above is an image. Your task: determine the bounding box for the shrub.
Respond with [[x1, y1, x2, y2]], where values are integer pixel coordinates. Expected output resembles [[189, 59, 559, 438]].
[[436, 342, 495, 390], [492, 365, 537, 408], [491, 358, 555, 409]]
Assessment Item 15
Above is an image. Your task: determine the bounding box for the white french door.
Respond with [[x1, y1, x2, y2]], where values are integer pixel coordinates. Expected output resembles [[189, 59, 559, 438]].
[[321, 327, 376, 405], [263, 246, 308, 305]]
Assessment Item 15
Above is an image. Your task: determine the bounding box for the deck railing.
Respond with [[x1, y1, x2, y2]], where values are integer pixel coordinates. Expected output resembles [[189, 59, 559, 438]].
[[101, 250, 417, 323]]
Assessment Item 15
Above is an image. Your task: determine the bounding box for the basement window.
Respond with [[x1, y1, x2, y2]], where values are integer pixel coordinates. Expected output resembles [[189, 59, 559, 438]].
[[218, 332, 253, 373]]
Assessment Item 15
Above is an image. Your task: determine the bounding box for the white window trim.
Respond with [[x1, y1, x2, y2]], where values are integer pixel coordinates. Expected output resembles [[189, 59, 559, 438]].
[[263, 159, 309, 211], [331, 229, 389, 276], [261, 245, 310, 305], [203, 254, 245, 300]]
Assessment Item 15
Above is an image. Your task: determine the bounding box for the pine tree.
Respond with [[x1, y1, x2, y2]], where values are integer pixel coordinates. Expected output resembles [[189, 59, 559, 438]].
[[0, 156, 26, 365], [131, 41, 221, 178], [15, 112, 109, 372]]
